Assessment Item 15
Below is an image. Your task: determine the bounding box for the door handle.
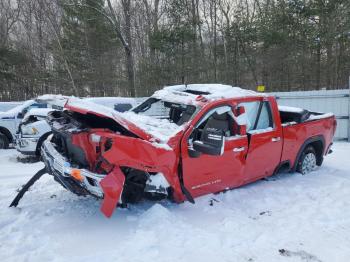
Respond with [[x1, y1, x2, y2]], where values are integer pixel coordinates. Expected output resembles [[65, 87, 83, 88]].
[[271, 137, 281, 142], [233, 147, 245, 152]]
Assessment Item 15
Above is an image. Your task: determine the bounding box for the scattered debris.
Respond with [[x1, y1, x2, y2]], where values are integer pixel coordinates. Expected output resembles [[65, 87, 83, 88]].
[[9, 168, 47, 208], [209, 198, 219, 206], [259, 210, 272, 216], [279, 249, 322, 262], [16, 155, 40, 163]]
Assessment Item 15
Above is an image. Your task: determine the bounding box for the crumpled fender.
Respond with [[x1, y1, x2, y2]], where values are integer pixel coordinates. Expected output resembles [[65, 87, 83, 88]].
[[99, 166, 125, 217]]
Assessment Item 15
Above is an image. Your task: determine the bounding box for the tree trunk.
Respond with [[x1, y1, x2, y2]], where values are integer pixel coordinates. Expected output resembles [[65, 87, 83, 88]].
[[106, 0, 135, 96]]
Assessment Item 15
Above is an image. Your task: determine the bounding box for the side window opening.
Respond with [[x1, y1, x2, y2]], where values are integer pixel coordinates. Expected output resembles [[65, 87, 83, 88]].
[[239, 101, 273, 132], [132, 98, 197, 126], [191, 106, 239, 142], [256, 102, 273, 130], [240, 101, 259, 131]]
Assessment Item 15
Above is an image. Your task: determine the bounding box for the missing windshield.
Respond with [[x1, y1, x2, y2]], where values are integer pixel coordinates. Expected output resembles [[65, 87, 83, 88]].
[[132, 98, 197, 125]]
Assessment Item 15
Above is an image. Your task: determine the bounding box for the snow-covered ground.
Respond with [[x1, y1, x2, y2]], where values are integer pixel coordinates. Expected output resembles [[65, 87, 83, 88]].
[[1, 143, 350, 262]]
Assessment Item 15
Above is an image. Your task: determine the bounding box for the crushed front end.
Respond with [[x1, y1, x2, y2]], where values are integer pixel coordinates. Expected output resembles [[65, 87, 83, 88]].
[[41, 108, 180, 217], [41, 138, 126, 217]]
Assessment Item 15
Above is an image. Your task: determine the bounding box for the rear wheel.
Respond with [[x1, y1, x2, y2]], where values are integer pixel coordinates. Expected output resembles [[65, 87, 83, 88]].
[[0, 133, 9, 149], [297, 146, 317, 175]]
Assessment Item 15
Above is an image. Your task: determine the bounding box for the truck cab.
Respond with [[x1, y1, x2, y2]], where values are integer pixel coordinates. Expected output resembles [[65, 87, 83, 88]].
[[180, 95, 284, 198]]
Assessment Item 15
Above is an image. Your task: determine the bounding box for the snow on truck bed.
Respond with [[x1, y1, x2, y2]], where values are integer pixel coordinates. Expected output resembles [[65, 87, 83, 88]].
[[1, 142, 350, 262], [278, 105, 305, 113], [278, 105, 334, 122]]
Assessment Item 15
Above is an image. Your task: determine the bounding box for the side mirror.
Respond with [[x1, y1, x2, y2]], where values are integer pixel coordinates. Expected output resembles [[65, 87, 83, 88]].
[[193, 129, 225, 156], [114, 103, 132, 112], [17, 112, 24, 119]]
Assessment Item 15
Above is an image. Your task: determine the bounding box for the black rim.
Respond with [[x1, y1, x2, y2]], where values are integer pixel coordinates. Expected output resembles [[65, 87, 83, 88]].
[[0, 137, 5, 148]]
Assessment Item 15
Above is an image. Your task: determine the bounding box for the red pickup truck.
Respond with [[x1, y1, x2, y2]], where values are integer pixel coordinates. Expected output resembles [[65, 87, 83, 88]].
[[17, 84, 336, 217]]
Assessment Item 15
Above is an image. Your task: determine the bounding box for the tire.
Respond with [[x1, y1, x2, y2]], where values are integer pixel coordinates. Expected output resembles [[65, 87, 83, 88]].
[[0, 133, 9, 149], [297, 146, 317, 175]]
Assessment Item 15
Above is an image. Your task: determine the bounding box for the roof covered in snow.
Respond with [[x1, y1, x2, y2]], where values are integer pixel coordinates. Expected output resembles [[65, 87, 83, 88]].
[[152, 84, 263, 105]]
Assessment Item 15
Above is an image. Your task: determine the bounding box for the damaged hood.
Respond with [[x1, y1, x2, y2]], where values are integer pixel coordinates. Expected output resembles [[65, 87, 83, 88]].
[[65, 98, 184, 147]]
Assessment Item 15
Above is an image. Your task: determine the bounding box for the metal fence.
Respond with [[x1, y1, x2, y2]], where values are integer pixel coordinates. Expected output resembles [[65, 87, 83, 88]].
[[0, 102, 22, 112], [270, 89, 350, 141]]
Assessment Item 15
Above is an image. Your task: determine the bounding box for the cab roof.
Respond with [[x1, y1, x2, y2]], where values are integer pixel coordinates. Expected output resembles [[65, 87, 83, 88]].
[[152, 84, 265, 105]]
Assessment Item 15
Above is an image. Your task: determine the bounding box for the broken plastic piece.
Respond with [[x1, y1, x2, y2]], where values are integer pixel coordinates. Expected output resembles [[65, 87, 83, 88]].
[[99, 166, 126, 217], [9, 168, 47, 208]]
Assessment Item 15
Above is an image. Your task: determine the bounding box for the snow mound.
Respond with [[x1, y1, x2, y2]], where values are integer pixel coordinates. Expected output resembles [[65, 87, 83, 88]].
[[1, 143, 350, 261], [139, 204, 174, 226]]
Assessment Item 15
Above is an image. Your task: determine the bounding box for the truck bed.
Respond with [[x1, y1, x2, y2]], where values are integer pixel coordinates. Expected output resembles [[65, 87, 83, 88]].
[[278, 106, 336, 169]]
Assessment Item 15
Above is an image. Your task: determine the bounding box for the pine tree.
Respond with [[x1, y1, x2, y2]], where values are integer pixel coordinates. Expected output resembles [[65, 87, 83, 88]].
[[54, 0, 119, 96]]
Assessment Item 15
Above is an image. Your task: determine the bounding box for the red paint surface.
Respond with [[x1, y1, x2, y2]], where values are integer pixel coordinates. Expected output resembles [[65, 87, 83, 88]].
[[100, 167, 125, 217], [66, 96, 336, 217]]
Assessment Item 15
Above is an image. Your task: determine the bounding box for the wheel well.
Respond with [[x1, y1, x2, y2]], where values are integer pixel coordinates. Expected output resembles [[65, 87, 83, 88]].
[[307, 140, 324, 166], [0, 127, 13, 143], [292, 136, 325, 171], [274, 160, 291, 175]]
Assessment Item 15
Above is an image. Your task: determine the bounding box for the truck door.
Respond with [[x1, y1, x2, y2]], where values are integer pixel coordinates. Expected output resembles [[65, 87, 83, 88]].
[[181, 105, 248, 198], [239, 98, 283, 182]]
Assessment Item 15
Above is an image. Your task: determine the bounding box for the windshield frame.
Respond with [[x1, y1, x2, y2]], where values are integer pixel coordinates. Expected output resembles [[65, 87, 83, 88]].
[[132, 97, 201, 125]]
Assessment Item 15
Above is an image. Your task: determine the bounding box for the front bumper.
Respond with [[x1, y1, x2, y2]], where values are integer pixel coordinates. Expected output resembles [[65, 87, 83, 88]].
[[15, 134, 38, 155], [41, 140, 104, 198], [41, 139, 126, 217]]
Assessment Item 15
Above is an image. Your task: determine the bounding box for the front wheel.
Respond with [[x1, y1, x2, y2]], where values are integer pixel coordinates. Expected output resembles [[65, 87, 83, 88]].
[[0, 133, 9, 149], [297, 146, 317, 175]]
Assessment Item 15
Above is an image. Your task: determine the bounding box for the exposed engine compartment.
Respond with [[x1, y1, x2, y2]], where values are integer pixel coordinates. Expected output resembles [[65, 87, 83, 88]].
[[45, 110, 172, 206]]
